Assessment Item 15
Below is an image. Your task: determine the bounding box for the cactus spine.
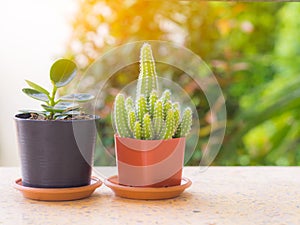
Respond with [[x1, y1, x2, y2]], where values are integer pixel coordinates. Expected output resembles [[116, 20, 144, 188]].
[[163, 100, 172, 120], [114, 43, 192, 140], [161, 89, 171, 103], [128, 110, 136, 132], [133, 121, 142, 139], [175, 107, 192, 138], [136, 43, 158, 99], [153, 100, 163, 138], [173, 103, 180, 133], [136, 95, 147, 123], [114, 94, 131, 138], [125, 96, 134, 112], [142, 113, 153, 140], [160, 109, 175, 139], [149, 90, 158, 117]]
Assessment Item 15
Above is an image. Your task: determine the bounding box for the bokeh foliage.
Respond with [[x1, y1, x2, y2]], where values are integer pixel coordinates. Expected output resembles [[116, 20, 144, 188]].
[[64, 1, 300, 166]]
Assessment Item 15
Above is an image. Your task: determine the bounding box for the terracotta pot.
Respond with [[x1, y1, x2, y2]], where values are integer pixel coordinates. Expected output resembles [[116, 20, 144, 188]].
[[114, 135, 185, 187], [15, 113, 99, 188]]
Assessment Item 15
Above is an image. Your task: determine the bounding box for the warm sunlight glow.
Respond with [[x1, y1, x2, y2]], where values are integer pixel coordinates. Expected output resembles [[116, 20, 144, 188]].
[[0, 0, 77, 165]]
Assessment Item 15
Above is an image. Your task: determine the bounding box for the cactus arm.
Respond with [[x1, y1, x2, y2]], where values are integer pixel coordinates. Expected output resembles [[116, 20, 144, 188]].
[[163, 100, 172, 120], [128, 110, 136, 132], [173, 102, 180, 135], [174, 120, 181, 138], [136, 43, 158, 99], [136, 95, 148, 123], [175, 107, 192, 137], [133, 121, 142, 139], [142, 113, 153, 140], [163, 109, 175, 139], [114, 94, 132, 138], [153, 99, 163, 138], [158, 123, 166, 140], [160, 89, 171, 103], [125, 96, 134, 112], [149, 90, 158, 118]]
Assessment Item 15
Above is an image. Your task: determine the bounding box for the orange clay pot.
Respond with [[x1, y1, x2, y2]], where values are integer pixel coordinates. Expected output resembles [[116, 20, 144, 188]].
[[114, 135, 185, 187]]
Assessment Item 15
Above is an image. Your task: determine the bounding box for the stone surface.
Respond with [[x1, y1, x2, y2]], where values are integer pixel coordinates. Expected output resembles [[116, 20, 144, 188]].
[[0, 167, 299, 225]]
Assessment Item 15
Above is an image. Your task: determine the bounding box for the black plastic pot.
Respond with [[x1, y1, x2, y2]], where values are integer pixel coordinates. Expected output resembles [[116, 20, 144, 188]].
[[15, 113, 100, 188]]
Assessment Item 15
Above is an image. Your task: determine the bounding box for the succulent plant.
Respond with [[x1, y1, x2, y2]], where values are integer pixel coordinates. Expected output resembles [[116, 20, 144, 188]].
[[114, 94, 131, 137], [114, 43, 192, 140], [22, 59, 94, 120], [136, 43, 158, 100]]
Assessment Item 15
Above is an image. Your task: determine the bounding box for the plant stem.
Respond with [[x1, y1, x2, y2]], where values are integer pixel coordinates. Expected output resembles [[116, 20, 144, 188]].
[[50, 85, 57, 107], [49, 84, 57, 119]]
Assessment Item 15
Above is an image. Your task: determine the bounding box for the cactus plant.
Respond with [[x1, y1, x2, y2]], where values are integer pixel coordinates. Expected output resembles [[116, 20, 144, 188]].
[[163, 100, 172, 120], [161, 89, 171, 103], [175, 107, 193, 138], [114, 43, 192, 140], [173, 103, 180, 133], [149, 90, 158, 117], [136, 95, 148, 123], [142, 113, 153, 140], [133, 121, 142, 139], [128, 110, 136, 132], [160, 109, 175, 139], [114, 94, 131, 138], [153, 100, 163, 138], [136, 43, 158, 99], [125, 96, 134, 112]]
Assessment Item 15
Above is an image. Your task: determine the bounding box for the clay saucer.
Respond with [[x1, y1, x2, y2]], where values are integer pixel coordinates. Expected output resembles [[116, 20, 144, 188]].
[[14, 176, 102, 201], [104, 175, 192, 200]]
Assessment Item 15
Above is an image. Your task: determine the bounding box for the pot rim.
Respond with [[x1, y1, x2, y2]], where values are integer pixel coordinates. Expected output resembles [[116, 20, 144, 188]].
[[114, 134, 186, 142], [14, 113, 100, 123]]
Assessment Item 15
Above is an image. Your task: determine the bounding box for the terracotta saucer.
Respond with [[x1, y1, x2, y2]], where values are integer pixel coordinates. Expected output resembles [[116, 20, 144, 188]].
[[14, 176, 102, 201], [104, 175, 192, 200]]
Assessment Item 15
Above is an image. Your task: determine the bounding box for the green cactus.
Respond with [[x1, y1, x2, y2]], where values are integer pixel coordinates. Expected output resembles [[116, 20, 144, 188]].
[[114, 94, 132, 138], [125, 96, 134, 112], [142, 113, 153, 140], [113, 43, 193, 140], [153, 100, 163, 138], [161, 89, 171, 103], [133, 121, 142, 139], [136, 43, 158, 99], [163, 100, 172, 120], [175, 107, 192, 138], [136, 95, 147, 123], [128, 110, 136, 132], [180, 107, 192, 137], [149, 90, 158, 117], [173, 103, 180, 133], [160, 109, 175, 140]]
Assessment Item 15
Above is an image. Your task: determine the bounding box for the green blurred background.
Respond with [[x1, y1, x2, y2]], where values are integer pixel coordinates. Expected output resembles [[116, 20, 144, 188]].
[[63, 1, 300, 166]]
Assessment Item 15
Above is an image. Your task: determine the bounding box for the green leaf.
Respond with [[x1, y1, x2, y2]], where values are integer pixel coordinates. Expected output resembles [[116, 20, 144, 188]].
[[54, 114, 69, 120], [42, 105, 65, 113], [25, 80, 49, 95], [22, 88, 49, 102], [55, 102, 80, 110], [60, 93, 94, 102], [54, 110, 81, 120], [50, 59, 77, 88], [42, 102, 79, 113], [63, 110, 81, 115]]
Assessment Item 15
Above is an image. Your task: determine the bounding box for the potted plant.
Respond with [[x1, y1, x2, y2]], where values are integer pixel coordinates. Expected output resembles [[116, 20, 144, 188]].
[[113, 43, 192, 187], [15, 59, 99, 188]]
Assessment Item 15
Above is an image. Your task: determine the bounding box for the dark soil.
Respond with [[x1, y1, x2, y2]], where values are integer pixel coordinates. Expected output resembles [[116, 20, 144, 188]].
[[28, 113, 95, 121]]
